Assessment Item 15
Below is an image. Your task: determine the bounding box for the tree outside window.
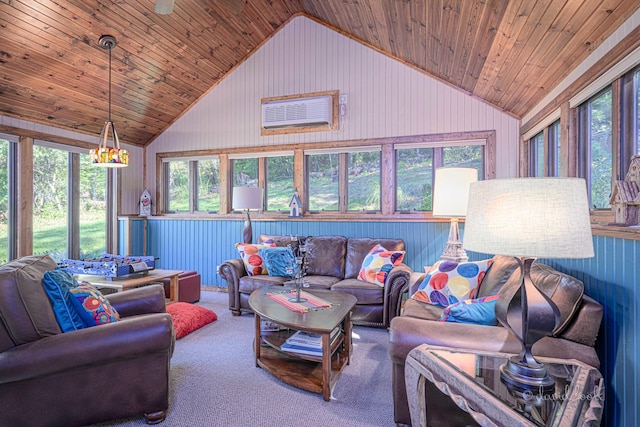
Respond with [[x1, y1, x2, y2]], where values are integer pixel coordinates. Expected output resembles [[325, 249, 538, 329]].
[[307, 153, 339, 211], [167, 160, 189, 211], [197, 158, 220, 212], [348, 151, 381, 211], [266, 156, 294, 212], [587, 89, 613, 209], [0, 139, 9, 263], [32, 145, 69, 261]]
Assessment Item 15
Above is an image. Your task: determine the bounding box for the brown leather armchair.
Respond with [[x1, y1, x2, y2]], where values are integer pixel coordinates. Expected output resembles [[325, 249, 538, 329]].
[[388, 255, 604, 426], [0, 255, 175, 426]]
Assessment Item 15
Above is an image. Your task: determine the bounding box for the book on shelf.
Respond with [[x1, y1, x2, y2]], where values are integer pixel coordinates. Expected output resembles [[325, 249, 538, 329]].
[[279, 341, 323, 356], [280, 327, 341, 355]]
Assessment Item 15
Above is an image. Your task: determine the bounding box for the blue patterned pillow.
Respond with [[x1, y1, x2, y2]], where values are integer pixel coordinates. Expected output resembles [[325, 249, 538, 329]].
[[69, 283, 120, 327], [42, 269, 86, 332], [259, 246, 297, 277], [439, 295, 500, 325]]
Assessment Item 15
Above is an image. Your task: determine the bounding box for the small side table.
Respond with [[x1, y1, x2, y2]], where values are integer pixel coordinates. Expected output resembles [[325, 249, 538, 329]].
[[405, 344, 604, 427]]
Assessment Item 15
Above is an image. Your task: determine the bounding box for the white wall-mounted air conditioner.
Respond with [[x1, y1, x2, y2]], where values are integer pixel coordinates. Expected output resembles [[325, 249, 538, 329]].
[[261, 95, 333, 129]]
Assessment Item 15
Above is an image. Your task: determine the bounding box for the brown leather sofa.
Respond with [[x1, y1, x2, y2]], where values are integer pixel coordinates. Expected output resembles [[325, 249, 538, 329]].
[[0, 255, 175, 427], [388, 255, 604, 426], [219, 235, 412, 327]]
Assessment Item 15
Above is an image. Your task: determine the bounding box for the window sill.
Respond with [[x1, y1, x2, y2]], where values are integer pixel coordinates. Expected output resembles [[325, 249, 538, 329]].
[[591, 223, 640, 241], [149, 211, 452, 222]]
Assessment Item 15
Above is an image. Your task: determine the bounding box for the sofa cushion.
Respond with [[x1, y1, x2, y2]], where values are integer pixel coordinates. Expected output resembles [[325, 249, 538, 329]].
[[345, 238, 405, 279], [238, 275, 287, 294], [304, 236, 347, 278], [331, 278, 384, 305], [70, 284, 120, 326], [401, 298, 444, 321], [42, 269, 87, 332], [0, 255, 61, 347], [475, 255, 520, 298], [235, 242, 276, 276], [411, 259, 492, 307], [259, 246, 297, 277], [439, 295, 500, 326], [258, 234, 301, 251], [358, 244, 405, 287], [302, 275, 341, 290]]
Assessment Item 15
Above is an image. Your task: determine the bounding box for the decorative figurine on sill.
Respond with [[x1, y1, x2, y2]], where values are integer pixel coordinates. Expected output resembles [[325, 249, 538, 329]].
[[289, 188, 303, 218], [139, 189, 152, 217], [610, 155, 640, 226]]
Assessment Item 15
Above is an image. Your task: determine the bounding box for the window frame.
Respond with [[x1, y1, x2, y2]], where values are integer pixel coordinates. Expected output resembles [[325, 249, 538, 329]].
[[162, 156, 221, 214], [156, 131, 495, 220]]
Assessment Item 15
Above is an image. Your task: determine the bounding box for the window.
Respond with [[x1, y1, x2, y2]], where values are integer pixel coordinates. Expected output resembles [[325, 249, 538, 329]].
[[266, 155, 294, 212], [396, 142, 484, 211], [0, 136, 16, 264], [578, 87, 613, 209], [33, 145, 69, 261], [163, 157, 221, 213], [306, 152, 339, 211], [529, 132, 545, 177], [79, 154, 107, 258], [305, 147, 381, 212], [348, 150, 380, 211], [197, 158, 220, 212], [166, 160, 190, 212], [396, 147, 432, 211], [549, 120, 561, 177]]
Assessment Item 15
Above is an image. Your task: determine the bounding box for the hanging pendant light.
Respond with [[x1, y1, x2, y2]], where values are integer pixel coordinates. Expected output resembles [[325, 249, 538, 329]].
[[90, 35, 129, 168]]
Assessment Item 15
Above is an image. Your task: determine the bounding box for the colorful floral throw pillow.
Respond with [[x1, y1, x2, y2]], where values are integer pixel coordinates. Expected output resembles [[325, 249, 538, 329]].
[[69, 283, 120, 327], [235, 242, 276, 276], [411, 259, 492, 307], [358, 244, 406, 287]]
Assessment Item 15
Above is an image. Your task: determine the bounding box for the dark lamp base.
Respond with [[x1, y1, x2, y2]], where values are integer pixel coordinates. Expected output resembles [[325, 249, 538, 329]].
[[500, 357, 555, 395]]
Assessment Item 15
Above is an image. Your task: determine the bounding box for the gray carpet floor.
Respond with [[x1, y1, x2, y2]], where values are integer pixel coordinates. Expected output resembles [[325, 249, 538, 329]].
[[96, 290, 395, 427]]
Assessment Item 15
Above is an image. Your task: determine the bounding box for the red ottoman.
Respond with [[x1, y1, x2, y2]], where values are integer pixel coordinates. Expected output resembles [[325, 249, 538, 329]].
[[162, 270, 201, 303]]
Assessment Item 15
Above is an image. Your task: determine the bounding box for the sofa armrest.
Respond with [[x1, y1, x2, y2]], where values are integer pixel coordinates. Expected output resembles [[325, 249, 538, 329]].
[[384, 263, 412, 327], [106, 284, 166, 317], [0, 313, 174, 385], [218, 258, 247, 313]]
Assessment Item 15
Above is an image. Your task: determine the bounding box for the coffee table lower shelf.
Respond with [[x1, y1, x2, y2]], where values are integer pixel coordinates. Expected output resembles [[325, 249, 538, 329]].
[[255, 342, 349, 397]]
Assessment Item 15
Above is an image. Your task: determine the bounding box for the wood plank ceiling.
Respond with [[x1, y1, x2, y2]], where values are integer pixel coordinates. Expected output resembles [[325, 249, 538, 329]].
[[1, 0, 638, 147]]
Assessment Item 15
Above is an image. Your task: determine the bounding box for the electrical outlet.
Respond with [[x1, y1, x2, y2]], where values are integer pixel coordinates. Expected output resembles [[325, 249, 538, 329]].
[[339, 94, 348, 104], [340, 104, 347, 116]]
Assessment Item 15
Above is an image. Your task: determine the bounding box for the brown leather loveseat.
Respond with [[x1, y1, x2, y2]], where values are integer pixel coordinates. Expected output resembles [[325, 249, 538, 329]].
[[388, 255, 604, 426], [219, 235, 412, 328], [0, 255, 175, 426]]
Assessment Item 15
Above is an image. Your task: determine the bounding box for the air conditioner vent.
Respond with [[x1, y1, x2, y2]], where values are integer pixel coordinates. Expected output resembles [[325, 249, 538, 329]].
[[262, 95, 333, 129]]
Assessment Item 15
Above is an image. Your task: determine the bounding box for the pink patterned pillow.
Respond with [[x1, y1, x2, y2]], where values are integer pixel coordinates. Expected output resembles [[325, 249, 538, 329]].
[[235, 242, 276, 276], [358, 244, 405, 287]]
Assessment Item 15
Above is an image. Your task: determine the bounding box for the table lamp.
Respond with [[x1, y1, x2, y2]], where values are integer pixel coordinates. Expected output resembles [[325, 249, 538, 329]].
[[463, 177, 594, 393], [432, 167, 478, 262], [232, 187, 263, 244]]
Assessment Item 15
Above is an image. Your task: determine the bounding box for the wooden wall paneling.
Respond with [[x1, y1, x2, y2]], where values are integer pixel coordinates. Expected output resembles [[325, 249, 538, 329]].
[[16, 136, 33, 257]]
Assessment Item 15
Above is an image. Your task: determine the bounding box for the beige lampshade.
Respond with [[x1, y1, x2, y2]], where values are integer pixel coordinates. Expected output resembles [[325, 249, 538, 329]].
[[432, 167, 478, 217], [463, 178, 594, 258], [232, 187, 263, 210]]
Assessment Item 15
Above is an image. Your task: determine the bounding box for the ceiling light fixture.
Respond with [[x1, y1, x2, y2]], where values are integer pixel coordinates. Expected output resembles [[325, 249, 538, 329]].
[[90, 35, 129, 168]]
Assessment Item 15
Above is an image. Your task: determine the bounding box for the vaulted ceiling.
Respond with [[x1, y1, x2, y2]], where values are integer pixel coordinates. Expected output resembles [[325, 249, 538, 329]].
[[1, 1, 638, 147]]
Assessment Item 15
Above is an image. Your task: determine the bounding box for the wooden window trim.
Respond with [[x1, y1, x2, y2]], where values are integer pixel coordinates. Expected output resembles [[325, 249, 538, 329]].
[[155, 130, 495, 222]]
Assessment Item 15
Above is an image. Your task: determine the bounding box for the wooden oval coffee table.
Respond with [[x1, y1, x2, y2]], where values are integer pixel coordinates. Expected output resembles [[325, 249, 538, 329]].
[[248, 286, 357, 401]]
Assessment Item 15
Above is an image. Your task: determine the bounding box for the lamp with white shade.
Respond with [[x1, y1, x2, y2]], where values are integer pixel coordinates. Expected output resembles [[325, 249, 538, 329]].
[[232, 187, 263, 244], [432, 167, 478, 263], [463, 177, 594, 394]]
